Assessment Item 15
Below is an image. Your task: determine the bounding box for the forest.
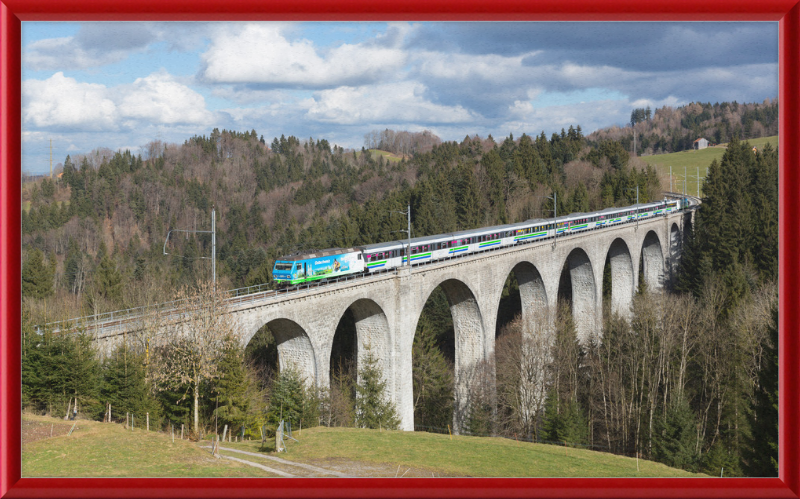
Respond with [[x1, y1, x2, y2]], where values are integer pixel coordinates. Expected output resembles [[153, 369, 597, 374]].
[[20, 99, 778, 477]]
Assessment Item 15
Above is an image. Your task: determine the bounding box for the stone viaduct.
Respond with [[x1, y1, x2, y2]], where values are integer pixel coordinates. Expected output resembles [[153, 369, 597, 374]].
[[91, 209, 692, 433]]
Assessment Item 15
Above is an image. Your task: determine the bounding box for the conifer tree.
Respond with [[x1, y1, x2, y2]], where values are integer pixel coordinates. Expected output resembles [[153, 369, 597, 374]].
[[101, 343, 161, 422], [206, 342, 252, 433], [749, 143, 779, 281], [94, 252, 123, 305], [266, 368, 306, 430], [355, 344, 399, 430], [653, 396, 698, 470], [542, 391, 587, 445], [744, 303, 778, 476], [453, 162, 482, 229], [21, 249, 54, 299]]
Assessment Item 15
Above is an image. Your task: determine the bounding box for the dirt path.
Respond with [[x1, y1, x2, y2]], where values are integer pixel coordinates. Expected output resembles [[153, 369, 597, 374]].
[[200, 445, 341, 477], [201, 444, 449, 478], [214, 454, 297, 477], [212, 446, 351, 477]]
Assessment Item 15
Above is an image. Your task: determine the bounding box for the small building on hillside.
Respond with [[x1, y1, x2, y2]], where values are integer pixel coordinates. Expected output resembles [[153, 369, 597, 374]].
[[693, 138, 709, 150]]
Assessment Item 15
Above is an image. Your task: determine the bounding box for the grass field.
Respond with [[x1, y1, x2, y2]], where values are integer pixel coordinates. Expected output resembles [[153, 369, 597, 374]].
[[220, 426, 707, 478], [21, 414, 264, 477], [22, 415, 706, 478], [367, 149, 405, 163], [640, 135, 778, 197]]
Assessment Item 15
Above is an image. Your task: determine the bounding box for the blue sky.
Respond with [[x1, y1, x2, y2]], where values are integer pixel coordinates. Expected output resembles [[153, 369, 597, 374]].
[[21, 22, 778, 174]]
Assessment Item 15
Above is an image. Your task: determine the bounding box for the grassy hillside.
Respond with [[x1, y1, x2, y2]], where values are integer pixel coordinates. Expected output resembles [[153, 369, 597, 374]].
[[22, 414, 706, 478], [640, 135, 778, 196], [221, 427, 706, 478], [21, 414, 264, 477]]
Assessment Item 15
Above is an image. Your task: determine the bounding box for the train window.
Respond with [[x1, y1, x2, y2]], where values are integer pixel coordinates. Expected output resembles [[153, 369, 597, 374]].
[[358, 254, 362, 260]]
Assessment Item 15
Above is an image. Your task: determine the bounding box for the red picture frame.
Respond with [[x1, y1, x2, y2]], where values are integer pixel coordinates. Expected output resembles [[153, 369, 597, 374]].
[[2, 1, 798, 497]]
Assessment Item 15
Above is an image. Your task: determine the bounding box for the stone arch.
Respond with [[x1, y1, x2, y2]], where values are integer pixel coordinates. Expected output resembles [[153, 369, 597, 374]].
[[262, 318, 318, 387], [499, 261, 550, 428], [606, 238, 634, 319], [641, 230, 665, 293], [505, 261, 549, 338], [414, 278, 485, 433], [344, 298, 393, 392], [557, 248, 598, 345]]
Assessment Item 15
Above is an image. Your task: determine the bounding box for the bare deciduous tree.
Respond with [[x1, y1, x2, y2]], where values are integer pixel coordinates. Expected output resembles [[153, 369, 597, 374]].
[[149, 281, 238, 437], [495, 310, 553, 440]]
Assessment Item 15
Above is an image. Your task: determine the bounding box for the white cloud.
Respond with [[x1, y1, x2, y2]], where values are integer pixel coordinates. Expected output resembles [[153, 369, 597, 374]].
[[200, 24, 406, 87], [415, 50, 532, 83], [118, 72, 213, 125], [305, 82, 476, 125], [507, 100, 535, 120], [23, 71, 213, 131], [23, 72, 117, 130]]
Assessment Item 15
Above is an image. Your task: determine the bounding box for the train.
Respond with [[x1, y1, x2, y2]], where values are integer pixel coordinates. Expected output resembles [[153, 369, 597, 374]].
[[272, 197, 685, 287]]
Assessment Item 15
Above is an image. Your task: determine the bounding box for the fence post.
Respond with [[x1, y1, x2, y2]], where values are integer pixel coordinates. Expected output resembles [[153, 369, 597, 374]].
[[221, 424, 228, 443], [181, 424, 184, 440], [147, 412, 149, 431], [126, 412, 129, 429]]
